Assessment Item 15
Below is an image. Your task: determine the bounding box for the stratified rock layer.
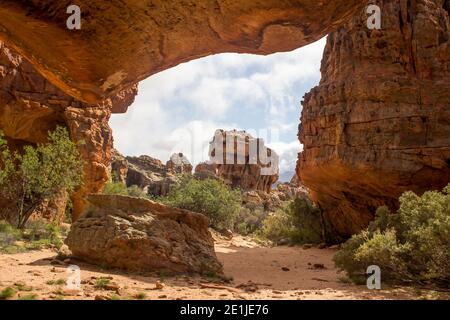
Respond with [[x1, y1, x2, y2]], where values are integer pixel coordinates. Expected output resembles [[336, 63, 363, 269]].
[[0, 41, 137, 221], [66, 194, 223, 274], [195, 130, 279, 193], [0, 1, 366, 103], [297, 0, 450, 241]]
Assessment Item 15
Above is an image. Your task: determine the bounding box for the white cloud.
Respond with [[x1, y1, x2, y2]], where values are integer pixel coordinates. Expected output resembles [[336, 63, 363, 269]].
[[110, 37, 326, 180]]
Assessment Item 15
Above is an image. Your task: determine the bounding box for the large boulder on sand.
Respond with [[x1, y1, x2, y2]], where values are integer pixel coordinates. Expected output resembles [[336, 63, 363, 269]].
[[65, 194, 223, 275]]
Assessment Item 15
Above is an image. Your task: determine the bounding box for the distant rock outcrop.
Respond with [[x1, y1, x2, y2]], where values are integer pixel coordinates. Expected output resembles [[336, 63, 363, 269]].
[[111, 151, 193, 197], [195, 130, 279, 193], [166, 153, 193, 174], [66, 194, 223, 274], [297, 0, 450, 241]]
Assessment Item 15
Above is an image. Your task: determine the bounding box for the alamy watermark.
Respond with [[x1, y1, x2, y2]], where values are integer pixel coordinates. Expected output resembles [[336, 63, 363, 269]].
[[66, 265, 81, 290], [366, 265, 381, 290], [367, 4, 382, 30], [65, 4, 382, 31], [66, 5, 81, 30]]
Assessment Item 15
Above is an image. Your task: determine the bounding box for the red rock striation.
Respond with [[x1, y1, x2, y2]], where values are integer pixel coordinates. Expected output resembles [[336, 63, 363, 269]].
[[297, 0, 450, 241]]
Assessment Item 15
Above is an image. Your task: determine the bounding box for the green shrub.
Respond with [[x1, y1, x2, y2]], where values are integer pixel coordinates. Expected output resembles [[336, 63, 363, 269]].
[[160, 175, 241, 230], [0, 127, 83, 228], [234, 207, 267, 235], [0, 287, 15, 300], [14, 282, 33, 292], [0, 220, 62, 253], [46, 279, 66, 286], [135, 292, 147, 300], [126, 185, 148, 198], [18, 294, 38, 300], [0, 220, 22, 247], [260, 198, 323, 244], [334, 184, 450, 287], [95, 278, 110, 289], [103, 181, 129, 196], [103, 182, 148, 198]]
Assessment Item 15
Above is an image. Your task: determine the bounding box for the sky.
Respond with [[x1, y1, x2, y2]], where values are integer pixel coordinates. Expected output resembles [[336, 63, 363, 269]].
[[110, 37, 326, 182]]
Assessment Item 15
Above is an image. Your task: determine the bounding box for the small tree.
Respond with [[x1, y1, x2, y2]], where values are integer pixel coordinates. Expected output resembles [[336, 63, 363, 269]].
[[161, 175, 241, 230], [0, 127, 83, 228], [260, 198, 323, 244]]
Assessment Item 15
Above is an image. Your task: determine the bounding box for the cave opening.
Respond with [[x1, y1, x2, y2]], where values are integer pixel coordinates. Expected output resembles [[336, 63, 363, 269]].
[[110, 37, 327, 184], [104, 38, 328, 290]]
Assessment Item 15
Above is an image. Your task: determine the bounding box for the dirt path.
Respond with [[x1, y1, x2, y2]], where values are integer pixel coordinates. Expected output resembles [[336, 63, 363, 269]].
[[0, 237, 437, 300]]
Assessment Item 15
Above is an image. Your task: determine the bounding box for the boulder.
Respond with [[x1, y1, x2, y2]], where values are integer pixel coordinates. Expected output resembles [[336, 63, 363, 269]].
[[65, 194, 223, 274]]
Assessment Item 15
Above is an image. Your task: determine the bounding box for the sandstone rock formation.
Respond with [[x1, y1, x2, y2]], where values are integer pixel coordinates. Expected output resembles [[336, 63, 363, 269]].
[[242, 182, 309, 214], [0, 1, 366, 103], [166, 153, 193, 174], [0, 41, 137, 221], [111, 151, 193, 197], [297, 0, 450, 241], [195, 130, 279, 193], [66, 194, 223, 274], [110, 149, 128, 184]]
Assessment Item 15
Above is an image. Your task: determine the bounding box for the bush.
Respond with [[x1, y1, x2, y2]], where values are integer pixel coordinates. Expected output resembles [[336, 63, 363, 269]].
[[0, 127, 83, 228], [0, 220, 62, 253], [160, 175, 241, 230], [103, 182, 148, 198], [334, 184, 450, 287], [234, 207, 267, 235], [260, 198, 323, 244], [103, 181, 129, 196], [0, 287, 15, 300]]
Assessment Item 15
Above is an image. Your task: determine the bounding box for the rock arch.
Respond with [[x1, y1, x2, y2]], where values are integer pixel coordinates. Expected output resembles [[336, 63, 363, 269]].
[[0, 0, 366, 103], [0, 1, 449, 242]]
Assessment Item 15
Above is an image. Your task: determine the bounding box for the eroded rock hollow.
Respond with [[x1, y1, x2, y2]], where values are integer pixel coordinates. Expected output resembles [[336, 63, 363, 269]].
[[297, 0, 450, 241]]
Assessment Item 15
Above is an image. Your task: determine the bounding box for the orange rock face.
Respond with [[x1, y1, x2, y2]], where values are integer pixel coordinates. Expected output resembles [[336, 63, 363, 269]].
[[0, 41, 137, 221], [297, 0, 450, 241], [0, 0, 365, 103]]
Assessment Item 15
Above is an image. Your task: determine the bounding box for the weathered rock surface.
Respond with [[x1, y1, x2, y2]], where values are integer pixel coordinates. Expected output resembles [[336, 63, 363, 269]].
[[242, 181, 309, 214], [195, 130, 279, 193], [297, 0, 450, 241], [0, 1, 366, 103], [111, 151, 192, 197], [0, 41, 137, 221], [66, 194, 223, 274], [166, 153, 193, 174]]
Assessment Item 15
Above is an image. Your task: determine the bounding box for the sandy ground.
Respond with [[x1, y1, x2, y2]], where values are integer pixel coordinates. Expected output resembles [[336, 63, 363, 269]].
[[0, 235, 445, 300]]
